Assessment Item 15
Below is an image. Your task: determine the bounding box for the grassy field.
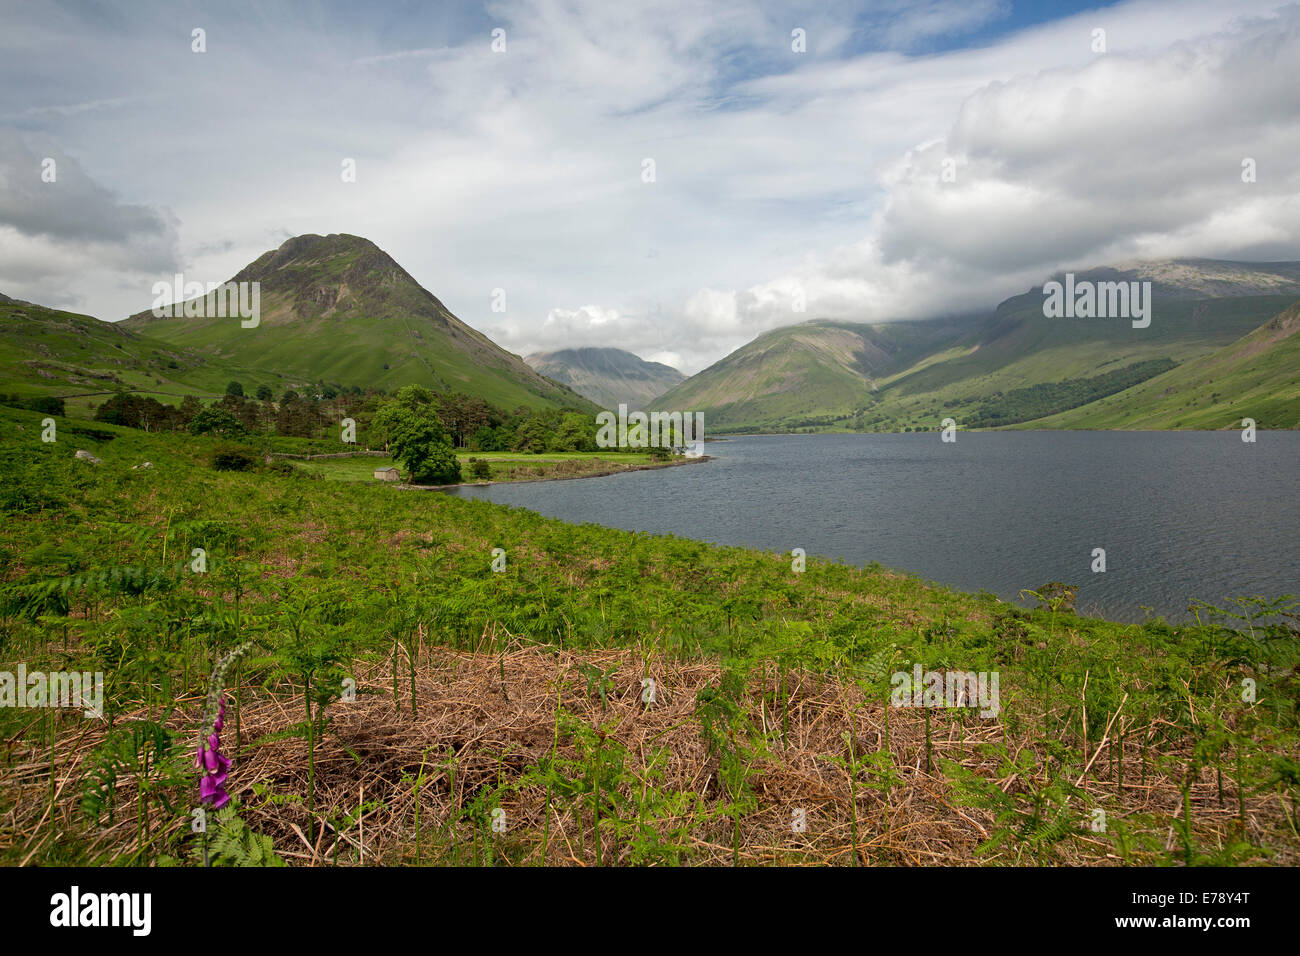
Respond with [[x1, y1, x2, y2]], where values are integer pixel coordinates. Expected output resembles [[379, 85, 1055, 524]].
[[0, 407, 1296, 867]]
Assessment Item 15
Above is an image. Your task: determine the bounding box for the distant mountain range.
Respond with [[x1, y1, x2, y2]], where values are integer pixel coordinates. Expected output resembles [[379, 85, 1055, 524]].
[[3, 246, 1297, 431], [653, 259, 1300, 432], [525, 347, 684, 409]]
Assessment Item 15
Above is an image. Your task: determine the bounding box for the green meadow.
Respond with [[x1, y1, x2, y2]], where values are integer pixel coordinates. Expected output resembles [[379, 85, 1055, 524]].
[[0, 407, 1296, 866]]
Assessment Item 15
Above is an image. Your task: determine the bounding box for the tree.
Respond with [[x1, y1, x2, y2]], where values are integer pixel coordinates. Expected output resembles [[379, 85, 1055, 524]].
[[513, 416, 549, 454], [468, 425, 501, 452], [389, 384, 438, 414], [411, 439, 461, 485], [255, 384, 273, 402], [550, 413, 593, 452], [95, 393, 136, 427], [371, 398, 461, 485], [189, 405, 246, 437], [276, 399, 318, 438], [177, 394, 202, 427], [219, 392, 262, 432], [225, 381, 244, 397]]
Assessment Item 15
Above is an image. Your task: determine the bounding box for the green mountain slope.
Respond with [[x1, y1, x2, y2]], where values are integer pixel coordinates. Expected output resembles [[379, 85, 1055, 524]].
[[122, 233, 596, 412], [658, 258, 1300, 432], [525, 347, 684, 410], [1025, 300, 1300, 429], [651, 318, 973, 430], [0, 294, 281, 417]]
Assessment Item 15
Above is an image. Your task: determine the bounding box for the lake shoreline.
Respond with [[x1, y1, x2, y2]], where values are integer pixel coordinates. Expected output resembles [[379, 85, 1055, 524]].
[[441, 431, 1298, 625], [708, 427, 1293, 437], [404, 454, 714, 492]]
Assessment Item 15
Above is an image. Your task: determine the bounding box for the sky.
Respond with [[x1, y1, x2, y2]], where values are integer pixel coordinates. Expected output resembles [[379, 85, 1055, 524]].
[[1, 0, 1298, 374]]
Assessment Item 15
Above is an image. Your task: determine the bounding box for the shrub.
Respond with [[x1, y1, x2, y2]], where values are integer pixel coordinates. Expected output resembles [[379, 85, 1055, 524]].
[[211, 443, 258, 472], [25, 396, 66, 416], [468, 458, 491, 480], [411, 441, 461, 484]]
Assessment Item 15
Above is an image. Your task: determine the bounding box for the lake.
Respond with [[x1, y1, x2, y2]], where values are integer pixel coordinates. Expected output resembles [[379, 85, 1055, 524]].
[[444, 432, 1299, 623]]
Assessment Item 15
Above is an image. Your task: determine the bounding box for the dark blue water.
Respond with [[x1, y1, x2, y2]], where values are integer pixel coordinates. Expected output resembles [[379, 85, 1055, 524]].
[[445, 433, 1299, 622]]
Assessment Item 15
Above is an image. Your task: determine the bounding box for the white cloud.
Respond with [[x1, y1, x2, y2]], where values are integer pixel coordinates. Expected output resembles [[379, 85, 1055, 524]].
[[0, 0, 1296, 372]]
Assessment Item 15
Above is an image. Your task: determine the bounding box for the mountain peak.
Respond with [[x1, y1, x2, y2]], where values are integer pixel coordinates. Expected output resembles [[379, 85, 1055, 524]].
[[1044, 257, 1300, 299], [525, 347, 684, 409], [233, 233, 408, 290], [265, 232, 382, 260], [119, 234, 596, 411]]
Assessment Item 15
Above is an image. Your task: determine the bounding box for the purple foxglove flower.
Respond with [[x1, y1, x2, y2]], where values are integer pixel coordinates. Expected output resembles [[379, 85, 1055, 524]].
[[200, 774, 231, 809], [203, 740, 231, 774], [196, 658, 249, 820]]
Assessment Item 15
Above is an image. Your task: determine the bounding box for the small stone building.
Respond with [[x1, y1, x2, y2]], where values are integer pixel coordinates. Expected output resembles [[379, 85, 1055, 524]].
[[374, 467, 400, 482]]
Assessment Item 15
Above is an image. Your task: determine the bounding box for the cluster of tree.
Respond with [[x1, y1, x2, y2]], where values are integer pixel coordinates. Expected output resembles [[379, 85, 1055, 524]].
[[92, 383, 377, 439], [368, 387, 619, 483], [476, 408, 597, 453], [89, 379, 609, 457], [1, 394, 66, 416], [363, 391, 605, 455], [780, 413, 847, 431], [270, 390, 370, 438], [411, 393, 602, 453], [94, 392, 190, 431]]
